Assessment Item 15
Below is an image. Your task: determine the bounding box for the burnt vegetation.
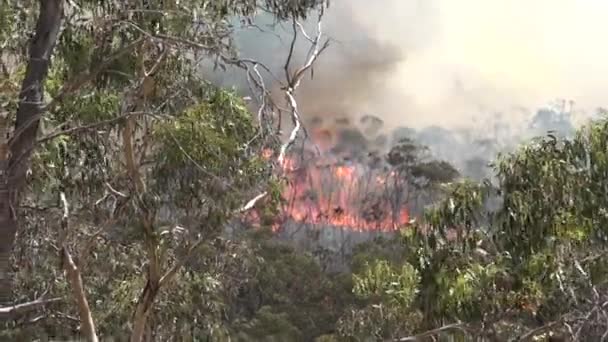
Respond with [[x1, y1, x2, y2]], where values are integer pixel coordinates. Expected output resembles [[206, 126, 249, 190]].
[[1, 1, 608, 342]]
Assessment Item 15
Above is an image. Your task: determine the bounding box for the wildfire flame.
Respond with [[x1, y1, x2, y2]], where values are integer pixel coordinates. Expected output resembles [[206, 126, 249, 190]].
[[251, 147, 410, 232]]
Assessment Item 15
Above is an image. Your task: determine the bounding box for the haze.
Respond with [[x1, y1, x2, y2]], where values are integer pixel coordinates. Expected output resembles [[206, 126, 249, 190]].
[[224, 0, 608, 132]]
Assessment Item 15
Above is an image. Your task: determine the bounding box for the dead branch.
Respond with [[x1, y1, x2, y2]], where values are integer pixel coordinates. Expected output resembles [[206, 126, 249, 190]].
[[0, 296, 62, 321], [278, 89, 302, 165], [283, 18, 298, 86], [277, 3, 329, 165], [222, 4, 329, 171]]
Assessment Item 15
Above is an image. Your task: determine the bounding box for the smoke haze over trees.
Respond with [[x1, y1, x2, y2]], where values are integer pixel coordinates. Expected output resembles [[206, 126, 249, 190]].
[[208, 0, 608, 179]]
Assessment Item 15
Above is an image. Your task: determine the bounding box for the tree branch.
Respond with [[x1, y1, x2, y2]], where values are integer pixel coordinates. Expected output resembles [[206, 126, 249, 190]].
[[7, 111, 151, 178], [277, 3, 329, 166], [8, 37, 146, 155], [0, 297, 62, 321], [238, 191, 269, 213], [158, 237, 204, 288], [237, 3, 329, 218], [395, 322, 472, 341], [514, 319, 564, 341], [59, 192, 99, 342]]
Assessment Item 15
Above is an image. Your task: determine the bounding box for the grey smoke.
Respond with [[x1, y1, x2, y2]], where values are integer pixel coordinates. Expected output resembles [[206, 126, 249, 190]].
[[204, 0, 608, 178]]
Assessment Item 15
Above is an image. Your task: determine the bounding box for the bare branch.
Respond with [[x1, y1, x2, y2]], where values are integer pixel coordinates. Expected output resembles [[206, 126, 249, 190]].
[[283, 18, 298, 86], [277, 4, 328, 165], [277, 90, 302, 165], [105, 182, 128, 198], [0, 297, 62, 320]]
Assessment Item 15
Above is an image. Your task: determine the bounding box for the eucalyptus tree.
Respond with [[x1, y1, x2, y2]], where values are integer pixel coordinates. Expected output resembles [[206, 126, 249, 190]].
[[0, 0, 327, 340], [336, 116, 608, 341]]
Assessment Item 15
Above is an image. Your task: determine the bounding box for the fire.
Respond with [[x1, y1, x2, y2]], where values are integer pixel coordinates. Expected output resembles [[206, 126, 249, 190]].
[[334, 165, 354, 180], [246, 148, 411, 233]]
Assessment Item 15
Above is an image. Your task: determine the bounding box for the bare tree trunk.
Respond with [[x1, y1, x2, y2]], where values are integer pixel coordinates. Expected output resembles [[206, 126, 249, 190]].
[[60, 192, 99, 342], [0, 116, 12, 305], [62, 249, 99, 342], [0, 0, 63, 306], [124, 44, 169, 342], [130, 275, 159, 342]]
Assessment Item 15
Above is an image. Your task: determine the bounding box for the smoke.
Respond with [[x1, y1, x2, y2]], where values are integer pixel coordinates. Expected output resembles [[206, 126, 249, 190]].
[[338, 0, 608, 130], [227, 1, 608, 126], [208, 0, 608, 176]]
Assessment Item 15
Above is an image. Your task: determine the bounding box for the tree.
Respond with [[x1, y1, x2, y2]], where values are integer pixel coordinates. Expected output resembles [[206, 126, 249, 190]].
[[1, 0, 63, 307], [383, 137, 459, 219], [1, 0, 329, 340], [335, 115, 608, 341]]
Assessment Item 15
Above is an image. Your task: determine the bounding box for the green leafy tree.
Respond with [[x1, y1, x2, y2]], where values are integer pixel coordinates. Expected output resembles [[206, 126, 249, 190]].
[[338, 117, 608, 341], [1, 0, 328, 340]]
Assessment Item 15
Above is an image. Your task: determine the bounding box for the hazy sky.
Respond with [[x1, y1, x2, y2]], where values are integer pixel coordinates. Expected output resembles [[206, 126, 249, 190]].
[[318, 0, 608, 128], [227, 0, 608, 132]]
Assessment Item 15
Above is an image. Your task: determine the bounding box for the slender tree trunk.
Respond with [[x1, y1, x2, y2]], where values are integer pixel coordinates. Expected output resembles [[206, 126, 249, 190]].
[[130, 277, 159, 342], [0, 0, 64, 305], [124, 111, 161, 341], [62, 248, 99, 342], [0, 117, 12, 305], [60, 192, 99, 342]]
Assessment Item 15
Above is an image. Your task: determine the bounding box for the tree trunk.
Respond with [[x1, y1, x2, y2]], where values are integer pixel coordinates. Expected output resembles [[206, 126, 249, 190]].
[[0, 0, 63, 305], [62, 249, 99, 342], [130, 278, 159, 342], [60, 191, 99, 342], [0, 121, 12, 305]]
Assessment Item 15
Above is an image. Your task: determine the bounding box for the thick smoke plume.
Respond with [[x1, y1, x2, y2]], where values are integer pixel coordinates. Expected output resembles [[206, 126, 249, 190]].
[[210, 0, 608, 175]]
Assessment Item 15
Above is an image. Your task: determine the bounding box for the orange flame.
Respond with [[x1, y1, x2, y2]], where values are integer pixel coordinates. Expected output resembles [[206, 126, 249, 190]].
[[245, 150, 411, 232]]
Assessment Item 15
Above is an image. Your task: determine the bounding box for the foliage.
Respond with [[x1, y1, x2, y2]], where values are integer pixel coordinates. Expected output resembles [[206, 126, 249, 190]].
[[152, 88, 268, 212], [227, 231, 355, 341], [335, 116, 608, 341], [2, 0, 325, 340]]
